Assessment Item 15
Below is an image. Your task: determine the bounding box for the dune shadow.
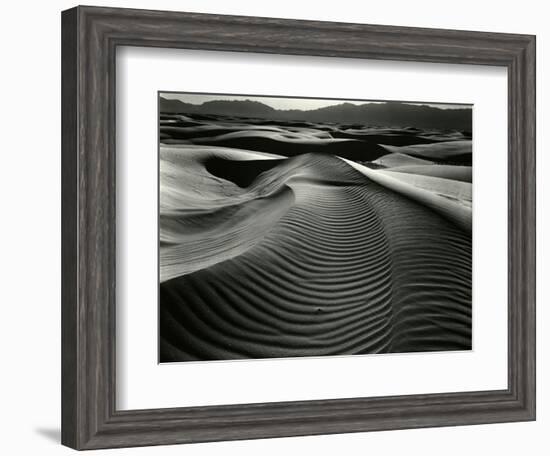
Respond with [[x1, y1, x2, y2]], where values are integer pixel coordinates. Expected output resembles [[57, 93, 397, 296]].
[[205, 157, 285, 188]]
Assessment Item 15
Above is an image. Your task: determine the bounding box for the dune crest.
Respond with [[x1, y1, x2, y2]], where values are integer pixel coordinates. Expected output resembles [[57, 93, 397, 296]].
[[386, 164, 472, 183], [341, 158, 471, 232]]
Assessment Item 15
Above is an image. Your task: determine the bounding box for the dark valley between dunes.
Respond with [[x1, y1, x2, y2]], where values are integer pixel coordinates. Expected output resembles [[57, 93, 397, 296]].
[[158, 94, 472, 362]]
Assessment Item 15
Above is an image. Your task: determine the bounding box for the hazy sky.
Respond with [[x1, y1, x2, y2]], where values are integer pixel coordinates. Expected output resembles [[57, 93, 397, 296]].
[[160, 92, 472, 111]]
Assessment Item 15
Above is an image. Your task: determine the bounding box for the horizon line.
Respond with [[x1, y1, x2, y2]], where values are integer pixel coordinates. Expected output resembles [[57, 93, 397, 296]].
[[159, 92, 473, 112]]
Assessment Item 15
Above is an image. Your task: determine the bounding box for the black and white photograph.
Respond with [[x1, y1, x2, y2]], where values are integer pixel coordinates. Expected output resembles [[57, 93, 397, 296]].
[[158, 92, 473, 362], [1, 0, 543, 453]]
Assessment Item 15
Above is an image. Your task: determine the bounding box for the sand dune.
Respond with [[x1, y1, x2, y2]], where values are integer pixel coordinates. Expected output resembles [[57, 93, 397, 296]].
[[386, 165, 472, 183], [378, 170, 472, 203], [379, 140, 472, 164], [342, 159, 471, 232], [160, 145, 471, 361], [373, 152, 433, 168], [159, 118, 466, 162], [166, 129, 388, 162]]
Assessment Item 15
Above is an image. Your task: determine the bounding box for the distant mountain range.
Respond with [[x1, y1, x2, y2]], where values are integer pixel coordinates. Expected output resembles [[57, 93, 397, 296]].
[[159, 97, 472, 131]]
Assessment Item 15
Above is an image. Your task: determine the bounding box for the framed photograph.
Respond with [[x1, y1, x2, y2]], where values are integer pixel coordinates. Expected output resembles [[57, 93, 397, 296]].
[[157, 90, 474, 363], [61, 5, 536, 450]]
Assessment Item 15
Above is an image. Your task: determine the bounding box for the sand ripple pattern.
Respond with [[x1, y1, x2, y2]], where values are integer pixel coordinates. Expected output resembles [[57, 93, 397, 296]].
[[160, 149, 471, 361]]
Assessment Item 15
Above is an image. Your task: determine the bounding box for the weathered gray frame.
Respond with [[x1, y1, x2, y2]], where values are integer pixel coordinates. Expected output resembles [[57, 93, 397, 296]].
[[61, 5, 536, 450]]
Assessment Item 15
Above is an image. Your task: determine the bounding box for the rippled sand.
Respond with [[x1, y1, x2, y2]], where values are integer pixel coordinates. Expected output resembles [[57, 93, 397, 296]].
[[159, 114, 472, 362]]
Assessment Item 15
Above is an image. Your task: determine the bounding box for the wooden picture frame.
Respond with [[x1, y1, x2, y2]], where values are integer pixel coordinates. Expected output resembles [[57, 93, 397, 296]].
[[61, 5, 536, 450]]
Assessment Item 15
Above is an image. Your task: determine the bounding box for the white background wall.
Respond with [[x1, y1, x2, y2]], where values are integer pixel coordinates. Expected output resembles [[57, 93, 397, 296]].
[[0, 0, 547, 454]]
